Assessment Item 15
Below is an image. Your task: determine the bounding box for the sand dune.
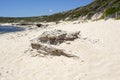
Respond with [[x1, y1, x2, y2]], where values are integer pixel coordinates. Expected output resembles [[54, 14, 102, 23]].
[[0, 19, 120, 80]]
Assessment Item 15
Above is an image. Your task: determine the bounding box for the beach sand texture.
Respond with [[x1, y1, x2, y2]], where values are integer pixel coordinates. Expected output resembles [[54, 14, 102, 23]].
[[0, 19, 120, 80]]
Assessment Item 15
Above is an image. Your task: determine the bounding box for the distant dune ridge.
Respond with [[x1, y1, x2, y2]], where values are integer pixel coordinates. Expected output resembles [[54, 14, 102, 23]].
[[0, 0, 120, 23]]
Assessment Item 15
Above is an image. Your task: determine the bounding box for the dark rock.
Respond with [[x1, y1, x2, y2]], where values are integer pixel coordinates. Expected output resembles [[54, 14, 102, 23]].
[[30, 29, 80, 58], [31, 43, 42, 50], [36, 24, 43, 27], [31, 42, 77, 57], [65, 31, 80, 40], [38, 30, 80, 45]]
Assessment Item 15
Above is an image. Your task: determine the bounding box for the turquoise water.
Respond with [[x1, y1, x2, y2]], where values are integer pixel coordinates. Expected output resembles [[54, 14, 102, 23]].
[[0, 26, 25, 34]]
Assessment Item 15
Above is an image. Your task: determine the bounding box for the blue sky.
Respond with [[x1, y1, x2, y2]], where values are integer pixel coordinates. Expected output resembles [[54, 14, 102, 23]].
[[0, 0, 93, 17]]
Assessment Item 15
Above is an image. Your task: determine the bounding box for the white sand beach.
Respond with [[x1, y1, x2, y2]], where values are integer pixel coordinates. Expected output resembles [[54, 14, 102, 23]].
[[0, 19, 120, 80]]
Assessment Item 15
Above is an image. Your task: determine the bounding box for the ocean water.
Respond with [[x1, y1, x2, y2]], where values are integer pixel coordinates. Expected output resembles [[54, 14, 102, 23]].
[[0, 26, 25, 34]]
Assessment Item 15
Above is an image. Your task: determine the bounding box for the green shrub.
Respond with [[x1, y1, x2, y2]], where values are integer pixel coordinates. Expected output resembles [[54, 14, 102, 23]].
[[104, 7, 120, 16]]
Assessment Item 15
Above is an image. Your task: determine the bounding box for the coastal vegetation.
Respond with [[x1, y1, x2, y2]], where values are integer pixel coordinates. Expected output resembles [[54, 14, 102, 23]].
[[0, 0, 120, 23]]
